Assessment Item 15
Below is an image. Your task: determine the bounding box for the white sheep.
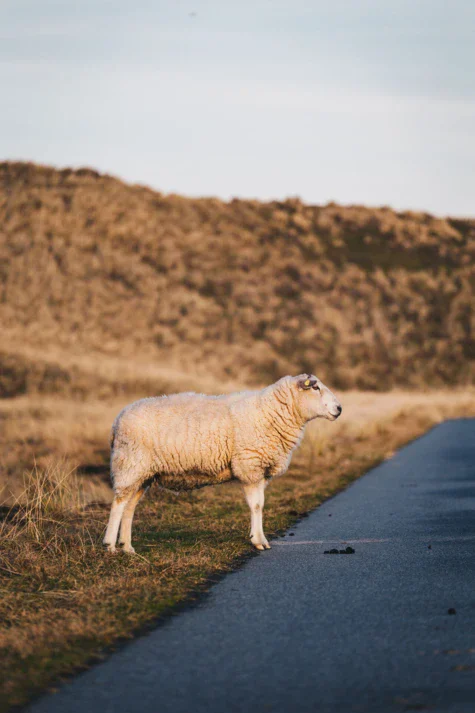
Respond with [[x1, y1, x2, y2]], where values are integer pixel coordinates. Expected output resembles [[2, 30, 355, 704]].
[[103, 374, 342, 553]]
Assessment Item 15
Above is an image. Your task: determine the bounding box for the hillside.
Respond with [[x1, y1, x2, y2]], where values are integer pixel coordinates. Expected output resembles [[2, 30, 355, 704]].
[[1, 161, 474, 392], [1, 161, 475, 708]]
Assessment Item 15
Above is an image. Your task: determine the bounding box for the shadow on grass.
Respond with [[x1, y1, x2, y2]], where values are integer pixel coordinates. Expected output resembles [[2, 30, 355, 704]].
[[139, 525, 224, 550]]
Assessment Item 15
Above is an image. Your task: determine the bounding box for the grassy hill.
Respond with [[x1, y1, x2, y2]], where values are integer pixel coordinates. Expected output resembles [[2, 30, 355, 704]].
[[1, 161, 475, 710], [1, 160, 474, 394]]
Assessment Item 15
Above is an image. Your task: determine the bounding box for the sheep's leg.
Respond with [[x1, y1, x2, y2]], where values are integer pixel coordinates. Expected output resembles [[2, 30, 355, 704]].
[[118, 487, 147, 554], [103, 496, 128, 552], [243, 480, 270, 551]]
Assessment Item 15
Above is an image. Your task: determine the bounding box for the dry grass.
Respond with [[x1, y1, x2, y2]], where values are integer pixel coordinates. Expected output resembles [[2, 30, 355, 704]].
[[1, 389, 475, 711], [1, 161, 474, 391]]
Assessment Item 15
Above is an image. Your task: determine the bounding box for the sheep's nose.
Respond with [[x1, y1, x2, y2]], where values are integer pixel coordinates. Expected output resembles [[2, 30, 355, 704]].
[[336, 404, 342, 415]]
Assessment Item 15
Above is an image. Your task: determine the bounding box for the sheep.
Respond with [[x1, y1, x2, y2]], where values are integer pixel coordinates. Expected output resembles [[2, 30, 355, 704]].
[[103, 374, 342, 553]]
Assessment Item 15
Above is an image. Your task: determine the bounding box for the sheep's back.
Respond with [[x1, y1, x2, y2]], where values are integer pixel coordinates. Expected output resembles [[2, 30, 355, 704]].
[[114, 393, 234, 476]]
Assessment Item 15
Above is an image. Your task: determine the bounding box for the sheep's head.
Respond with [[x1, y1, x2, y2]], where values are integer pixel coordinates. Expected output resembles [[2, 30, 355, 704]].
[[294, 374, 342, 422]]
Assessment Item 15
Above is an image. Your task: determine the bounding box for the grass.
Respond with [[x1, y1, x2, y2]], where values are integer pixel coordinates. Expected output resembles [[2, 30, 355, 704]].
[[1, 390, 475, 711], [2, 161, 474, 392]]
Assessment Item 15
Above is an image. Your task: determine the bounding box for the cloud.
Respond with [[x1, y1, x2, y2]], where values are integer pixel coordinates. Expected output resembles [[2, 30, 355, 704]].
[[0, 1, 474, 215]]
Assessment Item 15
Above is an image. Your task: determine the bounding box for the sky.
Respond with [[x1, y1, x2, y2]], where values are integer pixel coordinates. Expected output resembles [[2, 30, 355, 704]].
[[1, 0, 474, 216]]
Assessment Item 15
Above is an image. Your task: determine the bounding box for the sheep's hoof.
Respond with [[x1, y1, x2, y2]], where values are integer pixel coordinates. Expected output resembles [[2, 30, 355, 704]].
[[253, 542, 271, 551], [103, 543, 116, 553], [123, 545, 136, 554]]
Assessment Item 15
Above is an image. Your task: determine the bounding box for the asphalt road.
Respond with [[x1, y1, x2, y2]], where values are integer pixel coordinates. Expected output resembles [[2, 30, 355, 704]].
[[28, 419, 475, 713]]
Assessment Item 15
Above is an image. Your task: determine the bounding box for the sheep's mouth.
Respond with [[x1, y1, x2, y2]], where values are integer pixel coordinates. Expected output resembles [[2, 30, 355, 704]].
[[327, 411, 341, 421]]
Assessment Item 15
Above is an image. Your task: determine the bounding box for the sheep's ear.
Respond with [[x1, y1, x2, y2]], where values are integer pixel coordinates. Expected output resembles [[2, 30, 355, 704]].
[[297, 376, 317, 390]]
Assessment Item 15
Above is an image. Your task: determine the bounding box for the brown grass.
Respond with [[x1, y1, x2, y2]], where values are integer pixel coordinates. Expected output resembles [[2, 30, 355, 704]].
[[1, 390, 475, 711], [1, 161, 474, 392]]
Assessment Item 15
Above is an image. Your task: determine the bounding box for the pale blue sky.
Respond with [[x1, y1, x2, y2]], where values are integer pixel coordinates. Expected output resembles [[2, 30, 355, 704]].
[[1, 0, 474, 215]]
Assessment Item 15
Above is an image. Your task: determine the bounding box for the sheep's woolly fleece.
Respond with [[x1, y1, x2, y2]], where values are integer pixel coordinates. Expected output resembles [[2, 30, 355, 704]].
[[110, 374, 342, 498]]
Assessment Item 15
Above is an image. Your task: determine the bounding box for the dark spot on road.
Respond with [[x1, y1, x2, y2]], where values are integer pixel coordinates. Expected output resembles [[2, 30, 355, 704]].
[[328, 513, 332, 517], [324, 546, 355, 555], [428, 544, 432, 550], [448, 608, 456, 615], [451, 664, 475, 672], [289, 532, 295, 536], [394, 693, 432, 710]]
